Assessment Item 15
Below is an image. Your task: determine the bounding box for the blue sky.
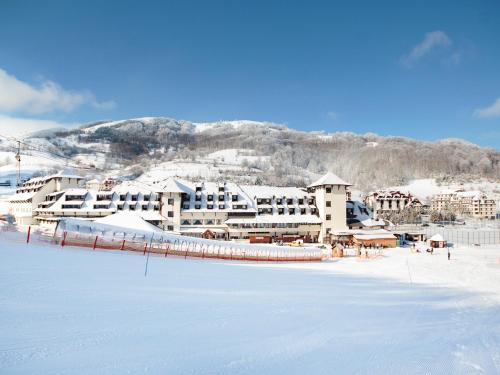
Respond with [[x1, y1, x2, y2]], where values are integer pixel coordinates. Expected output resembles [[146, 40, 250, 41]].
[[0, 0, 499, 148]]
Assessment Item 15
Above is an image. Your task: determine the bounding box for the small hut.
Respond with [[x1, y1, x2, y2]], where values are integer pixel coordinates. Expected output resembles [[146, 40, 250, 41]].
[[429, 234, 447, 248]]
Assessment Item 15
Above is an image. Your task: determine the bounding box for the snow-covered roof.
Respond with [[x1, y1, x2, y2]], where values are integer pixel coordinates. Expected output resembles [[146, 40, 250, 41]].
[[241, 185, 308, 199], [353, 233, 396, 240], [8, 192, 37, 202], [24, 172, 83, 184], [137, 211, 167, 221], [113, 181, 161, 194], [307, 172, 351, 188], [430, 234, 445, 242], [161, 177, 190, 193], [456, 191, 483, 199], [94, 212, 163, 233], [64, 188, 89, 195], [360, 218, 386, 227]]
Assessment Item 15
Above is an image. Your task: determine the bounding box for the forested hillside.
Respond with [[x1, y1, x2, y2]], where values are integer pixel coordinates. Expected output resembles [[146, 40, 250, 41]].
[[18, 117, 500, 190]]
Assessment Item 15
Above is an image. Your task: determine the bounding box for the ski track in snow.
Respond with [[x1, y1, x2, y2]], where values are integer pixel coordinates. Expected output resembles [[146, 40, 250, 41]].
[[0, 237, 499, 374]]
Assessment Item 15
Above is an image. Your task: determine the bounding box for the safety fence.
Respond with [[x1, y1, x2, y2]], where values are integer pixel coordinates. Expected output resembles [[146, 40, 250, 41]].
[[21, 218, 324, 262], [52, 231, 322, 261]]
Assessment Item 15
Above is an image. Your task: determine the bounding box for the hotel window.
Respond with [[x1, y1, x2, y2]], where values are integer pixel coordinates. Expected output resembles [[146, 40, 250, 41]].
[[142, 205, 148, 210], [181, 219, 191, 225], [232, 194, 238, 202], [278, 208, 284, 215], [205, 219, 214, 225], [300, 208, 306, 215], [207, 194, 213, 201], [326, 187, 332, 193], [167, 225, 174, 231], [219, 204, 225, 209], [287, 198, 293, 205], [207, 204, 214, 209], [143, 195, 150, 201], [195, 204, 201, 209], [326, 214, 331, 220], [298, 199, 304, 205], [218, 195, 224, 201], [276, 198, 282, 205], [168, 211, 174, 217], [326, 201, 331, 207], [193, 219, 202, 225], [168, 198, 174, 205], [289, 208, 295, 214]]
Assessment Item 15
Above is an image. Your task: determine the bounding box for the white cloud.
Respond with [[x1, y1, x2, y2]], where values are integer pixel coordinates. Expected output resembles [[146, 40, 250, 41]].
[[0, 115, 71, 137], [474, 98, 500, 119], [327, 111, 339, 121], [0, 68, 115, 114], [401, 30, 452, 68]]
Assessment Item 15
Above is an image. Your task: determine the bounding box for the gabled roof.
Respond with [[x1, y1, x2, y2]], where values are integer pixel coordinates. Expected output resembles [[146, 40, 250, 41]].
[[430, 234, 445, 242], [307, 172, 351, 188], [161, 177, 190, 193]]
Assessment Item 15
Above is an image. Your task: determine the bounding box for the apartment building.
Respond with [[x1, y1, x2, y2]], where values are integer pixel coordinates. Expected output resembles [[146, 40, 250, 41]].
[[364, 190, 422, 219], [431, 189, 496, 219]]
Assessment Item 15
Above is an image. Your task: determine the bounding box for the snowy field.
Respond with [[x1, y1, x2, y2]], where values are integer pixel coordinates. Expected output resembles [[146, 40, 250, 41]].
[[1, 235, 500, 374]]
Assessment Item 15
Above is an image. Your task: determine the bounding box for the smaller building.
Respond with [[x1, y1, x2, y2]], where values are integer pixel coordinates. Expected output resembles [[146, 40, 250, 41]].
[[331, 229, 397, 248], [352, 231, 397, 248], [429, 234, 447, 248]]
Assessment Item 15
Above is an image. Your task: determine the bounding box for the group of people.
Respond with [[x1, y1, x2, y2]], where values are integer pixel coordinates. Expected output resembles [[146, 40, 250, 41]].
[[411, 243, 451, 260]]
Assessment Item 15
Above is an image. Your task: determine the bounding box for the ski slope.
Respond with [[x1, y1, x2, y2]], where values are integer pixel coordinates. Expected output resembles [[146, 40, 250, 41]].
[[1, 234, 499, 374]]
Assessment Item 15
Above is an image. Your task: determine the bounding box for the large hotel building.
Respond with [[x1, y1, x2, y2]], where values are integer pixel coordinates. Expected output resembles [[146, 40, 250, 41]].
[[8, 172, 363, 243]]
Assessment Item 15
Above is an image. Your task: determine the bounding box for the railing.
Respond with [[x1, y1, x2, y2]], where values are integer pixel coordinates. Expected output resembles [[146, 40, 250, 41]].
[[52, 231, 323, 262]]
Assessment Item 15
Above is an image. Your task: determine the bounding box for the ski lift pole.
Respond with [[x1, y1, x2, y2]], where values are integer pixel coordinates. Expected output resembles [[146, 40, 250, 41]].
[[144, 233, 154, 277], [15, 141, 21, 187]]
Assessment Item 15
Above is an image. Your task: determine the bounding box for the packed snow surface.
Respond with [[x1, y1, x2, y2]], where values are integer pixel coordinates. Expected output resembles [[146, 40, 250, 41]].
[[1, 234, 500, 374]]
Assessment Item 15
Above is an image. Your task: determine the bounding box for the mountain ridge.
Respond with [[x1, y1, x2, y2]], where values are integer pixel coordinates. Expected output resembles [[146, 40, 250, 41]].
[[5, 116, 499, 191]]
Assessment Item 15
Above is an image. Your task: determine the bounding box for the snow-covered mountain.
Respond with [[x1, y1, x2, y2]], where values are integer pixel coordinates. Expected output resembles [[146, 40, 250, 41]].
[[0, 117, 499, 193]]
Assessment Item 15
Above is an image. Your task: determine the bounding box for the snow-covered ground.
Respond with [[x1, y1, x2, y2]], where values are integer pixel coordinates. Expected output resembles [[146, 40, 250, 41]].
[[1, 233, 499, 374], [137, 149, 272, 183]]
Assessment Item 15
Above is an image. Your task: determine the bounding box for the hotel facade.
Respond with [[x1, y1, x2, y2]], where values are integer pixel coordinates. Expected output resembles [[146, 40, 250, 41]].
[[9, 172, 362, 243]]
